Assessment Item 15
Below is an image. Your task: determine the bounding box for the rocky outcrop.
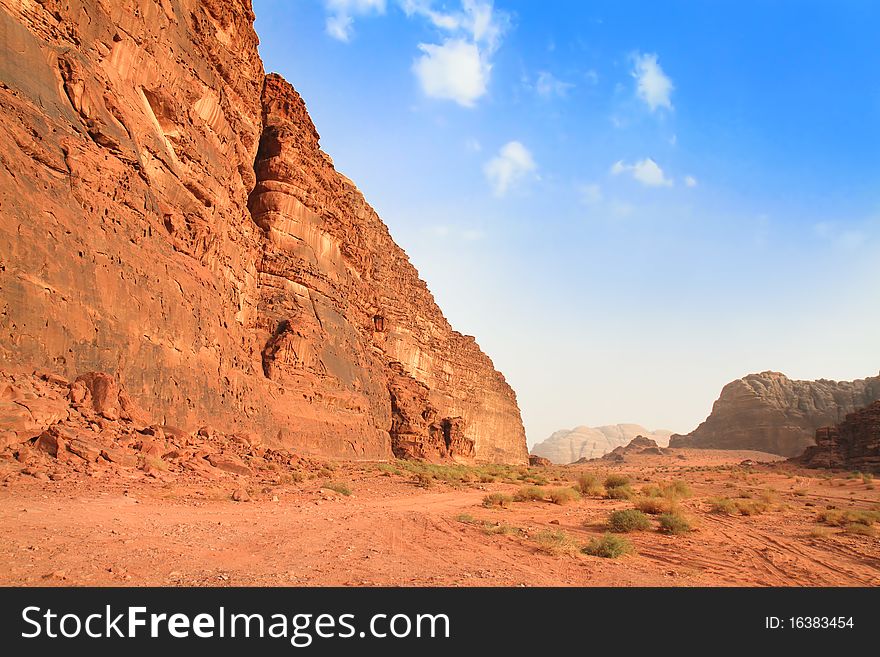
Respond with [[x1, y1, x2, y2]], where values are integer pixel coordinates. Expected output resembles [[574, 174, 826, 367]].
[[798, 401, 880, 472], [0, 1, 527, 462], [531, 424, 672, 464], [599, 435, 668, 461], [528, 454, 552, 467], [669, 371, 880, 457]]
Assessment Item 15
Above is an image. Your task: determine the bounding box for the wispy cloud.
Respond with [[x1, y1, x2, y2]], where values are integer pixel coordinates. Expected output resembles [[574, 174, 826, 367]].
[[534, 71, 574, 98], [578, 182, 603, 205], [324, 0, 386, 42], [632, 52, 673, 112], [426, 225, 486, 241], [611, 158, 673, 187], [684, 175, 698, 187], [484, 141, 537, 197], [407, 0, 509, 107]]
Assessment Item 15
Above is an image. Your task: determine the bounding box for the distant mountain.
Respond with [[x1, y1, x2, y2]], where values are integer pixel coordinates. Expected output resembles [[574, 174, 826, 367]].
[[670, 371, 880, 457], [531, 424, 672, 464]]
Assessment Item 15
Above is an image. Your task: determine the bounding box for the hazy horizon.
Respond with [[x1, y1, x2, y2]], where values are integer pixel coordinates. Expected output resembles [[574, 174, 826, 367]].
[[253, 1, 880, 448]]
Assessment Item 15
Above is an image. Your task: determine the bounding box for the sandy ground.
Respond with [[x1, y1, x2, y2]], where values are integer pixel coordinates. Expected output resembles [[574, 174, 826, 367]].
[[1, 448, 878, 587]]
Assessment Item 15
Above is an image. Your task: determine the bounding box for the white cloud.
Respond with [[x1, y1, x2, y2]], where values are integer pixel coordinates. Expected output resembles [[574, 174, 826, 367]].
[[484, 141, 536, 197], [632, 52, 673, 112], [465, 137, 482, 152], [578, 183, 603, 205], [324, 0, 386, 42], [408, 1, 508, 106], [684, 175, 698, 187], [611, 158, 673, 187], [534, 71, 574, 98], [426, 225, 485, 241], [413, 39, 488, 107]]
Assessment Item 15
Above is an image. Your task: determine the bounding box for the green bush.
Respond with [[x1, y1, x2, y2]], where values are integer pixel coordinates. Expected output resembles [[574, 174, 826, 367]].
[[607, 509, 651, 533], [582, 533, 633, 558], [657, 512, 691, 535]]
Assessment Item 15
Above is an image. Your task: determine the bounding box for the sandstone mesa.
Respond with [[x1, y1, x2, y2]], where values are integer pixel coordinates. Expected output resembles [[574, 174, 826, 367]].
[[670, 371, 880, 458]]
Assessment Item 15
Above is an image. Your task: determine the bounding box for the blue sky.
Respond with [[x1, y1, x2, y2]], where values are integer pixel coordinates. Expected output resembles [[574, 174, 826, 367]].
[[253, 1, 880, 446]]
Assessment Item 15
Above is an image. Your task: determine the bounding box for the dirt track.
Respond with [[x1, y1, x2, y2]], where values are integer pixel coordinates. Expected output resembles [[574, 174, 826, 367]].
[[1, 449, 879, 586]]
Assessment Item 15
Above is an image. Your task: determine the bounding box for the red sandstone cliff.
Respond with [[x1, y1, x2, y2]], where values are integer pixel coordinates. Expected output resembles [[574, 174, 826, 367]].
[[0, 0, 527, 463], [669, 371, 880, 457]]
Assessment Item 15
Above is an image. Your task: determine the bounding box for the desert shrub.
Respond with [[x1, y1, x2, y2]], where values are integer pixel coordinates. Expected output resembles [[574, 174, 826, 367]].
[[640, 484, 663, 498], [513, 486, 546, 502], [735, 500, 769, 516], [482, 493, 514, 508], [606, 485, 635, 500], [636, 497, 676, 515], [548, 487, 581, 505], [413, 473, 434, 488], [324, 481, 352, 496], [863, 473, 874, 484], [604, 474, 631, 489], [657, 512, 692, 535], [576, 473, 604, 496], [483, 522, 523, 536], [662, 480, 692, 499], [582, 533, 633, 558], [377, 463, 401, 476], [319, 467, 333, 478], [843, 523, 876, 537], [707, 497, 737, 514], [817, 509, 880, 527], [533, 529, 580, 556], [607, 509, 651, 533], [455, 513, 475, 523]]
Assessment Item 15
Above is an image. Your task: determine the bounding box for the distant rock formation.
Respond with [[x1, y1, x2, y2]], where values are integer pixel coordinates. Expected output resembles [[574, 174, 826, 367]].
[[531, 425, 672, 464], [600, 435, 668, 461], [797, 401, 880, 472], [670, 371, 880, 457]]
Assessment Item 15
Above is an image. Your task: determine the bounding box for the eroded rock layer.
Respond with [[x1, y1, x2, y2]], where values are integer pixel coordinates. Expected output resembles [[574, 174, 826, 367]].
[[798, 402, 880, 472], [670, 371, 880, 457], [0, 0, 527, 462]]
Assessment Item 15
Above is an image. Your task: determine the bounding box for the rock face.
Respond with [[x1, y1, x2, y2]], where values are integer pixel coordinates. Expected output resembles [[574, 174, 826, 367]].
[[531, 424, 672, 464], [0, 1, 526, 462], [670, 371, 880, 457], [798, 402, 880, 472]]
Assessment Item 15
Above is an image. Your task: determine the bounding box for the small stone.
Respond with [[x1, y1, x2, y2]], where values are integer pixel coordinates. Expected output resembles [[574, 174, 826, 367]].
[[231, 489, 250, 502]]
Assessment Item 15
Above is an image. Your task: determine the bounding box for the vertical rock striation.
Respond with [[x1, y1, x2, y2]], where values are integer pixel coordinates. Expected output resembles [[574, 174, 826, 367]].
[[0, 1, 527, 462], [798, 401, 880, 472]]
